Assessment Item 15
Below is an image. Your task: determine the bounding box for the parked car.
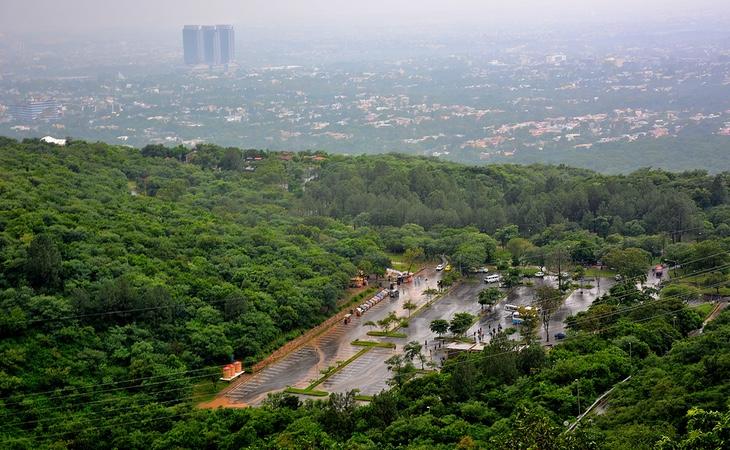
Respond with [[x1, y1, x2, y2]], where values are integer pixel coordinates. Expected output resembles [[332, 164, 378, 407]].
[[554, 332, 566, 340], [436, 264, 444, 271], [534, 271, 545, 277]]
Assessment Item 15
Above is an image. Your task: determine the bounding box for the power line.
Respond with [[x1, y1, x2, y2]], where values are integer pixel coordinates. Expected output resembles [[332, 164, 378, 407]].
[[0, 377, 212, 418], [11, 408, 203, 444], [0, 372, 214, 409], [2, 275, 727, 442], [2, 389, 218, 430], [7, 266, 727, 417], [564, 264, 730, 326], [3, 254, 726, 409], [9, 246, 727, 328], [0, 367, 216, 403], [9, 288, 722, 444], [443, 285, 727, 371]]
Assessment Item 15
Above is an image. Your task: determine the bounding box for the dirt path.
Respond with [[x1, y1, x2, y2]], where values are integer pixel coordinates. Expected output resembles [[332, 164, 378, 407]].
[[689, 301, 727, 337]]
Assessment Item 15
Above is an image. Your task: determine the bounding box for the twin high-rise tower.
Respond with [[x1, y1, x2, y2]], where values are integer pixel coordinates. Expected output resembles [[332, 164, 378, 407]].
[[183, 25, 234, 66]]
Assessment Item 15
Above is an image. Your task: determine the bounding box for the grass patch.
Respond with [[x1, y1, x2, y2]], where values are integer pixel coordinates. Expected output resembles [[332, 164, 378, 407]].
[[284, 387, 329, 397], [584, 268, 617, 277], [351, 339, 396, 348], [520, 266, 541, 277], [384, 252, 434, 273], [192, 380, 225, 404], [700, 287, 730, 296], [367, 331, 407, 338], [354, 394, 373, 402], [694, 303, 715, 319]]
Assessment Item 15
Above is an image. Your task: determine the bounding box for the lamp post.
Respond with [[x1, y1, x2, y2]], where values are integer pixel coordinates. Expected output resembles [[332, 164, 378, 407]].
[[575, 379, 581, 416]]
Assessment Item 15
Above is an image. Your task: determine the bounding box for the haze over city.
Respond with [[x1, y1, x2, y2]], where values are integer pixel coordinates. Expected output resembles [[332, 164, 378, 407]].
[[3, 0, 730, 35], [2, 1, 730, 449]]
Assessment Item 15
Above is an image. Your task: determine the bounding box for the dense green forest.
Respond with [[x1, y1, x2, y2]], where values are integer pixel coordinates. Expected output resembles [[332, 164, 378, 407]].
[[0, 137, 729, 448]]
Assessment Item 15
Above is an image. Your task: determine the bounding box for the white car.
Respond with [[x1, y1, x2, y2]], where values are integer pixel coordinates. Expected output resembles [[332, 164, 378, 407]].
[[436, 264, 444, 271], [534, 271, 545, 277]]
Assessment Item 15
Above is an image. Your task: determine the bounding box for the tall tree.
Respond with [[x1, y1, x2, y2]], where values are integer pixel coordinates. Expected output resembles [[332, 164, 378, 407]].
[[478, 287, 502, 310], [403, 246, 424, 274], [449, 312, 475, 337], [402, 301, 417, 317], [534, 285, 563, 342], [506, 238, 535, 266], [430, 319, 449, 338], [545, 244, 573, 291], [495, 225, 519, 248], [518, 306, 540, 345], [25, 234, 62, 290], [603, 247, 651, 281], [403, 341, 423, 365]]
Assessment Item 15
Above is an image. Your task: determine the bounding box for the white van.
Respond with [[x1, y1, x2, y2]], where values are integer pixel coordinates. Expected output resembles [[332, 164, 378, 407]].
[[504, 304, 518, 312], [484, 274, 501, 284]]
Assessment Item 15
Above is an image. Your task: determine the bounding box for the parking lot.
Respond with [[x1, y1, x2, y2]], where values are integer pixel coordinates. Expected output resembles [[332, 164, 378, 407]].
[[225, 267, 441, 405], [225, 269, 638, 404]]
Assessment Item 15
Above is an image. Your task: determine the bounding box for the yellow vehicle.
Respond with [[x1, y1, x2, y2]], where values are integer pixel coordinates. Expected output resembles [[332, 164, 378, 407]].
[[445, 264, 452, 272]]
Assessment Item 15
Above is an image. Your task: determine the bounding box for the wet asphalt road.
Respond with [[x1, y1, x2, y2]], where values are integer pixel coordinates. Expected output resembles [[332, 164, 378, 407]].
[[324, 275, 617, 396], [227, 269, 664, 403], [226, 267, 442, 405]]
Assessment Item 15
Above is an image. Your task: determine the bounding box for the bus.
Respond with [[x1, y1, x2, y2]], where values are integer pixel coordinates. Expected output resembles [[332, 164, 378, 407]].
[[484, 274, 501, 284]]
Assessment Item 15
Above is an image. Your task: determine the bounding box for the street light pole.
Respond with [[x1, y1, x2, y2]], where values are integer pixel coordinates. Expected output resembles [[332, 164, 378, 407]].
[[576, 379, 581, 416]]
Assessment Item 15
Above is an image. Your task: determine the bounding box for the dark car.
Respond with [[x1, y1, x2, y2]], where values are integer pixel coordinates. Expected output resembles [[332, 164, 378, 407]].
[[554, 332, 566, 340]]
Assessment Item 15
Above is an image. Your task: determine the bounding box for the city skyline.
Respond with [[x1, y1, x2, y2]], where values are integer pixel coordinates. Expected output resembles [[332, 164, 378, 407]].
[[182, 24, 235, 66]]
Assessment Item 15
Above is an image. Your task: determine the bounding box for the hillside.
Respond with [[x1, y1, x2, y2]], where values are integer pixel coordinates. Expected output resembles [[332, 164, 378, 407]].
[[0, 137, 729, 448]]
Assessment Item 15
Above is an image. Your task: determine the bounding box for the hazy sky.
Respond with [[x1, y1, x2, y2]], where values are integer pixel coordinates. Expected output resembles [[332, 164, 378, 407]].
[[2, 0, 730, 35]]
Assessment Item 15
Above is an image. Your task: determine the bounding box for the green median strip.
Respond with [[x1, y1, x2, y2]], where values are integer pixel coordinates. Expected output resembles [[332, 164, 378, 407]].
[[285, 283, 450, 399], [283, 387, 329, 397], [411, 287, 451, 317], [352, 339, 396, 348], [308, 347, 371, 390], [366, 331, 407, 338]]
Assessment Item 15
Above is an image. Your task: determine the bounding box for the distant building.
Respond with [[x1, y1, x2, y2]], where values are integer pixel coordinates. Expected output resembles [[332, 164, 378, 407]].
[[183, 25, 234, 66], [182, 25, 203, 65], [201, 26, 220, 65], [10, 100, 61, 122], [546, 54, 567, 64], [40, 136, 66, 146], [217, 24, 235, 64]]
